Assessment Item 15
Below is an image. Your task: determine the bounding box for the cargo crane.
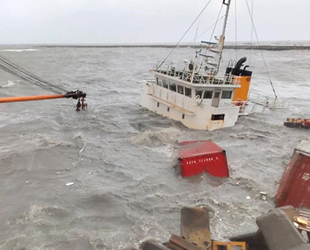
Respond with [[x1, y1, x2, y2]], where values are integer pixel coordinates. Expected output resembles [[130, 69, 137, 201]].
[[0, 55, 87, 111]]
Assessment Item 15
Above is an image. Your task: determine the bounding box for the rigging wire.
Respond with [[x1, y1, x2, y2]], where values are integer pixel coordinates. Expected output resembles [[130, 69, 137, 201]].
[[249, 0, 253, 64], [208, 3, 224, 42], [195, 15, 225, 41], [156, 0, 213, 70], [235, 0, 238, 60], [0, 64, 58, 93], [0, 55, 68, 94], [193, 21, 200, 47], [0, 57, 67, 93], [244, 0, 277, 99], [0, 59, 61, 94], [185, 15, 225, 47]]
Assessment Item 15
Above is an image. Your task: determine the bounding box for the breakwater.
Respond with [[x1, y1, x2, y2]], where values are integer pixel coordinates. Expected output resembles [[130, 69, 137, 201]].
[[37, 44, 310, 51]]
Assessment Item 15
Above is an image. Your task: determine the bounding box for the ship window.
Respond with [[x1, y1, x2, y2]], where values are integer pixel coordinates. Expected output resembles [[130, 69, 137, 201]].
[[157, 102, 159, 107], [163, 80, 168, 89], [177, 85, 184, 94], [185, 87, 191, 97], [167, 107, 170, 112], [214, 92, 220, 98], [157, 78, 162, 86], [195, 90, 203, 99], [204, 91, 213, 99], [169, 82, 176, 92], [211, 114, 225, 121], [182, 114, 185, 119], [222, 90, 232, 99]]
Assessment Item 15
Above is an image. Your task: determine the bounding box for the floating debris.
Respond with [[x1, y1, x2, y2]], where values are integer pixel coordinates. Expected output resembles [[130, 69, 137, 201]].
[[276, 140, 310, 209], [79, 147, 85, 154], [66, 182, 74, 186], [136, 206, 310, 250], [177, 140, 229, 178], [284, 118, 310, 129], [260, 192, 267, 201], [180, 206, 211, 250]]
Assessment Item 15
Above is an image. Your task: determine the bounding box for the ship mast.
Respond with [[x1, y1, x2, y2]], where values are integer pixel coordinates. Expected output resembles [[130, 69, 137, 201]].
[[211, 0, 231, 75], [221, 0, 231, 38]]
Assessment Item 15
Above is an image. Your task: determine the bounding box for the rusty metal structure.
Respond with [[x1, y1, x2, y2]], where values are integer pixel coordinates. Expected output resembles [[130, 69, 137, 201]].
[[127, 205, 310, 250], [212, 241, 246, 250], [284, 118, 310, 129], [276, 140, 310, 209], [180, 207, 211, 250]]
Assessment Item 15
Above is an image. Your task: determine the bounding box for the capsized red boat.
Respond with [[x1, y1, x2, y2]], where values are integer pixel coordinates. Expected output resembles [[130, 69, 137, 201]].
[[178, 140, 229, 178], [276, 140, 310, 209]]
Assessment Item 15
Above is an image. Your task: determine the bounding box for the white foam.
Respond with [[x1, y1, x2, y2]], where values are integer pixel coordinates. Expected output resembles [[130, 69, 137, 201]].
[[2, 49, 39, 52], [1, 80, 17, 88], [129, 127, 182, 145]]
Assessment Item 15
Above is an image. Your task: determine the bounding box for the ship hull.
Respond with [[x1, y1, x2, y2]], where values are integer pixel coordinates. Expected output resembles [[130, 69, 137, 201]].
[[140, 82, 240, 131]]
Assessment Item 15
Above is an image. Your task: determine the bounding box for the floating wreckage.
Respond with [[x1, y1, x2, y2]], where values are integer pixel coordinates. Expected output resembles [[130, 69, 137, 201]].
[[125, 140, 310, 250], [284, 118, 310, 129], [231, 206, 310, 250], [127, 206, 310, 250], [276, 140, 310, 210], [177, 140, 229, 178]]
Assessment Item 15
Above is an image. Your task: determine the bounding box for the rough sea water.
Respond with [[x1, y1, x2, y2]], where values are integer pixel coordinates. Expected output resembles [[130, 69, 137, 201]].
[[0, 45, 310, 250]]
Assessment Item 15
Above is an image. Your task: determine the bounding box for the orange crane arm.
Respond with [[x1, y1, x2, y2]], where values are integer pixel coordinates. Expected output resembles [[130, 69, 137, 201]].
[[0, 90, 86, 104], [0, 94, 65, 103]]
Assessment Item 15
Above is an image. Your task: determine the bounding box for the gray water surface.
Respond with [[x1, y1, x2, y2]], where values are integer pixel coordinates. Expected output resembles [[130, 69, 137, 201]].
[[0, 46, 309, 249]]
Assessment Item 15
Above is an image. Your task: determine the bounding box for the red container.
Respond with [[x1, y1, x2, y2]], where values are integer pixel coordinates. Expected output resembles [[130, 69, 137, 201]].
[[276, 140, 310, 209], [178, 140, 229, 178]]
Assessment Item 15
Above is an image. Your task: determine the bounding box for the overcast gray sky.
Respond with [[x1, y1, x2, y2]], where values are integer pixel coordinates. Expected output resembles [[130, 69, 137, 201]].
[[0, 0, 309, 44]]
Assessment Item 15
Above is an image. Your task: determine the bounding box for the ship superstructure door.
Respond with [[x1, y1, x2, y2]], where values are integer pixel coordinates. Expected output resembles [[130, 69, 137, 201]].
[[211, 90, 221, 108]]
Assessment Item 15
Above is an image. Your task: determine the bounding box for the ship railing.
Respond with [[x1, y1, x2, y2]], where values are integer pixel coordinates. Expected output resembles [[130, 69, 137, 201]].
[[248, 91, 290, 109], [229, 100, 248, 114], [153, 60, 244, 85], [154, 69, 239, 86]]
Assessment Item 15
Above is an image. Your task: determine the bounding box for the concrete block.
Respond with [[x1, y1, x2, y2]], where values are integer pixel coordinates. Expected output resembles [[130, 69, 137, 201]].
[[256, 209, 309, 250]]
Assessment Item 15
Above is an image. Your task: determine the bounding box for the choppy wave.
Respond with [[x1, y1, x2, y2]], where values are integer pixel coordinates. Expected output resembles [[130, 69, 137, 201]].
[[230, 132, 270, 139], [1, 48, 39, 52], [128, 127, 182, 145], [16, 205, 70, 225], [1, 46, 310, 249]]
